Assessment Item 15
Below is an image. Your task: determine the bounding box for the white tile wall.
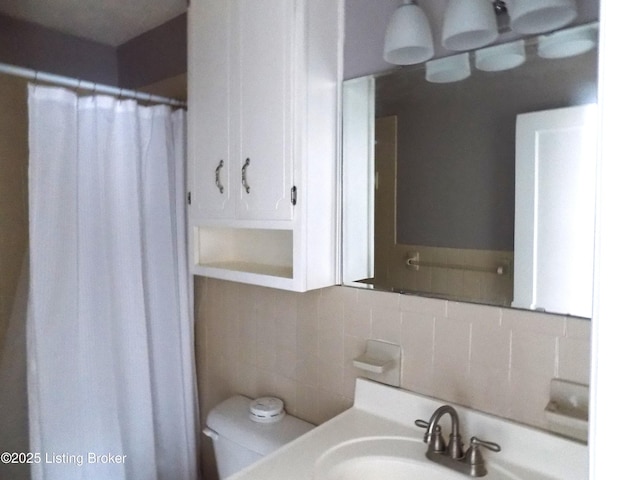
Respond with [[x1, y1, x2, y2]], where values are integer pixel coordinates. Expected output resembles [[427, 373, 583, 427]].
[[195, 277, 591, 476]]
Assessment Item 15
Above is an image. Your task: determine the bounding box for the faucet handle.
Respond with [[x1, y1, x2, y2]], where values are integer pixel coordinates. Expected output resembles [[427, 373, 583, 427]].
[[470, 437, 501, 453], [414, 419, 431, 429], [414, 419, 445, 452], [464, 437, 501, 477]]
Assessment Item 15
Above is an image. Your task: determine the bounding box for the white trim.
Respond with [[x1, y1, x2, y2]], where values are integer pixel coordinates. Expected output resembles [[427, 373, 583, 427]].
[[590, 2, 640, 478]]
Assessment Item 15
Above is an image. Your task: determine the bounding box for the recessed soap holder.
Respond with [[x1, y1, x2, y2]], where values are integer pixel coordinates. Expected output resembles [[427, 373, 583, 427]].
[[353, 339, 401, 387], [544, 378, 589, 442]]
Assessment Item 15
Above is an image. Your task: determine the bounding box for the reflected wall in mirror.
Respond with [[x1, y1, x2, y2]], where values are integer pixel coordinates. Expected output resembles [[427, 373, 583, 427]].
[[342, 23, 598, 318]]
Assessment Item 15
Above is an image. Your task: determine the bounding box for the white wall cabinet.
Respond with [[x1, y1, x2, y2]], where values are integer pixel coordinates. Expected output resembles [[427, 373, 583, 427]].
[[512, 104, 597, 318], [187, 0, 342, 291]]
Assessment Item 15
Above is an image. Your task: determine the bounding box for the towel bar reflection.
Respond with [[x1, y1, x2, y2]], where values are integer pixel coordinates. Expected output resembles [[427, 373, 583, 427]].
[[405, 252, 507, 275]]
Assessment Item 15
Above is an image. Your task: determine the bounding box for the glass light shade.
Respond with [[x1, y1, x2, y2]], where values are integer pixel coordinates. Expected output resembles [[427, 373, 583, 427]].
[[506, 0, 578, 35], [475, 40, 526, 71], [538, 24, 598, 59], [384, 0, 434, 65], [442, 0, 499, 51], [425, 53, 471, 83]]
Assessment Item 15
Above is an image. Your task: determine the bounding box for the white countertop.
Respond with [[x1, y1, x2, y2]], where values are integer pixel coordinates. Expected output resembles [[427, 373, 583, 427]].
[[228, 379, 588, 480]]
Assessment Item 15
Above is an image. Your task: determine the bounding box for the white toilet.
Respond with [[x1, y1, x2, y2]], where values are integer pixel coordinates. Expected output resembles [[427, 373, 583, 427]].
[[203, 395, 314, 479]]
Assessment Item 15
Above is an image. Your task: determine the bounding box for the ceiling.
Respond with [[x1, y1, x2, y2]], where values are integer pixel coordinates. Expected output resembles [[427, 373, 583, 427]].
[[0, 0, 187, 46], [0, 0, 598, 49]]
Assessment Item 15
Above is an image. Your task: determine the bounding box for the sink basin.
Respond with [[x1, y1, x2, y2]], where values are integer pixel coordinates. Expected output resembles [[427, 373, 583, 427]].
[[315, 436, 461, 480], [314, 436, 549, 480], [320, 455, 439, 480]]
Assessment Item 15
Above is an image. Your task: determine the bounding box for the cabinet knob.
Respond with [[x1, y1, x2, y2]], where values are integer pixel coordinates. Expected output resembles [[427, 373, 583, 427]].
[[242, 158, 251, 194]]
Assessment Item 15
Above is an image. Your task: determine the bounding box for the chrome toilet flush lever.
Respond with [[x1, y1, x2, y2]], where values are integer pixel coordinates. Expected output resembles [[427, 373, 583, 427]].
[[415, 405, 501, 477]]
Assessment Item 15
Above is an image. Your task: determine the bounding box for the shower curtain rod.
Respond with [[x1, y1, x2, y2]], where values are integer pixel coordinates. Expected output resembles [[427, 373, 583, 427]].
[[0, 62, 187, 108]]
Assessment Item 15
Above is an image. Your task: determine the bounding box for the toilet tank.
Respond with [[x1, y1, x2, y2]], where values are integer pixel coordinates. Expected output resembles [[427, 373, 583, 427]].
[[205, 395, 314, 479]]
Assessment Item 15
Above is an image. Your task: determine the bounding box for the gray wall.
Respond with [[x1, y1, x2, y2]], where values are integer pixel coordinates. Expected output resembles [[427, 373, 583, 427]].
[[117, 14, 187, 89], [0, 13, 187, 90], [0, 14, 118, 85], [344, 0, 397, 79], [376, 49, 598, 250]]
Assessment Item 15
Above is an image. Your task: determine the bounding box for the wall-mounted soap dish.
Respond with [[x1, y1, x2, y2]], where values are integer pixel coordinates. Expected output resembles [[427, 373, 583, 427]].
[[544, 378, 589, 442], [353, 339, 401, 387]]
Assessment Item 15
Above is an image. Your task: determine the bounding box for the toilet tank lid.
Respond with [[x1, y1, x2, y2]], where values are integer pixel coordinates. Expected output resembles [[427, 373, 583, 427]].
[[206, 395, 315, 456]]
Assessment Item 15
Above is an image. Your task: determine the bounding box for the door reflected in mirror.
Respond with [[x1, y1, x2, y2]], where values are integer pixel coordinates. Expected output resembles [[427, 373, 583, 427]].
[[342, 24, 598, 318]]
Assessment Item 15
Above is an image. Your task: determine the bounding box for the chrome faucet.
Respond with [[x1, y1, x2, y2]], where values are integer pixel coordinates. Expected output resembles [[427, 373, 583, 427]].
[[415, 405, 501, 477]]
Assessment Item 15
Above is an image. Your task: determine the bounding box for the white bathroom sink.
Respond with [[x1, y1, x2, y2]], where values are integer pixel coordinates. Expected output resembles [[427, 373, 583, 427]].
[[227, 379, 588, 480], [315, 437, 459, 480], [314, 436, 546, 480], [321, 456, 440, 480]]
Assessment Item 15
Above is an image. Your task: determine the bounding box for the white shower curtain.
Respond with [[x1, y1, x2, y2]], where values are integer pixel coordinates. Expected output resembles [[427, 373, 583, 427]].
[[27, 85, 197, 480]]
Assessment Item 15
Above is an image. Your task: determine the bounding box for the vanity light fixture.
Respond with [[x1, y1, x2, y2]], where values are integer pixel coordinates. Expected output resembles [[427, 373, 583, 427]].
[[505, 0, 578, 35], [442, 0, 499, 51], [425, 53, 471, 83], [384, 0, 579, 66], [537, 23, 598, 59], [475, 39, 526, 71], [383, 0, 434, 65]]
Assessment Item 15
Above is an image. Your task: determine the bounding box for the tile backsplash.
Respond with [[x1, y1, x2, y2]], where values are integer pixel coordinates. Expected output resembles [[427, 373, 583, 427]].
[[195, 277, 590, 433]]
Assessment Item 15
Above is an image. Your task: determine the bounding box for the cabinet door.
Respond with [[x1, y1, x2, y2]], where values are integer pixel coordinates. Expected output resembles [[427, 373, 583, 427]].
[[188, 0, 235, 219], [513, 104, 597, 318], [233, 0, 295, 221]]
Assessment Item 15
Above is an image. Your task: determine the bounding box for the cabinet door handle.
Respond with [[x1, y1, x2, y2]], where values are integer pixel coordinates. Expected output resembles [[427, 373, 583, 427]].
[[241, 158, 251, 194], [215, 160, 224, 194]]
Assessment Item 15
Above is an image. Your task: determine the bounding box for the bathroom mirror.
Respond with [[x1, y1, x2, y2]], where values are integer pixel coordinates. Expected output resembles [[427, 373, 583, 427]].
[[341, 23, 599, 318]]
